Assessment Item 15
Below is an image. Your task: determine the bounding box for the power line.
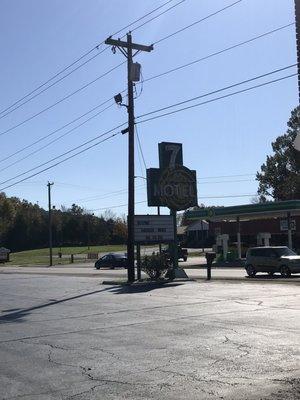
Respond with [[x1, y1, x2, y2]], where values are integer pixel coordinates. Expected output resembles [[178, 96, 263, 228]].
[[1, 69, 295, 191], [131, 0, 186, 34], [0, 50, 110, 121], [0, 97, 115, 165], [0, 62, 125, 138], [0, 0, 179, 118], [198, 194, 256, 199], [0, 122, 126, 187], [0, 23, 292, 168], [137, 64, 297, 120], [0, 20, 293, 169], [88, 193, 257, 212], [198, 173, 255, 179], [153, 0, 243, 45], [0, 103, 115, 173], [137, 72, 297, 125], [144, 23, 295, 84], [0, 132, 122, 192], [0, 0, 243, 138], [90, 200, 147, 212], [74, 185, 146, 203], [75, 178, 256, 204], [135, 125, 147, 170], [198, 179, 255, 185]]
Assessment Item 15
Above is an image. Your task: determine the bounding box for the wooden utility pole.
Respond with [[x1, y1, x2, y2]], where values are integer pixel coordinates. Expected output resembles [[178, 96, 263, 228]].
[[47, 182, 54, 266], [295, 0, 300, 103], [294, 2, 300, 157], [105, 33, 153, 283]]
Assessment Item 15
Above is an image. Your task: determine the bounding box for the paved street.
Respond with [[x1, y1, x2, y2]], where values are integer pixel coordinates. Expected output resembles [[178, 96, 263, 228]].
[[0, 274, 299, 399], [1, 261, 300, 284]]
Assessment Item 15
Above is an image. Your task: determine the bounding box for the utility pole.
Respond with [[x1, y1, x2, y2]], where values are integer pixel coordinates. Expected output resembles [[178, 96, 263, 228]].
[[47, 182, 54, 266], [105, 33, 153, 283], [295, 0, 300, 103]]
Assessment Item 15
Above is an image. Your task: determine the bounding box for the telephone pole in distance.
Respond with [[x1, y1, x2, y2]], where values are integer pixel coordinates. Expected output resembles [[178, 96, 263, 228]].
[[105, 33, 153, 283]]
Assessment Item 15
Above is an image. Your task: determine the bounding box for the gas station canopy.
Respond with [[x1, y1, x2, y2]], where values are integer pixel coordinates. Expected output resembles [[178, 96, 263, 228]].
[[185, 200, 300, 222]]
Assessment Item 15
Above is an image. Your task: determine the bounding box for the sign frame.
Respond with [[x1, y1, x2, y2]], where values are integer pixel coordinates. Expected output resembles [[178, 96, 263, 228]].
[[134, 215, 175, 244]]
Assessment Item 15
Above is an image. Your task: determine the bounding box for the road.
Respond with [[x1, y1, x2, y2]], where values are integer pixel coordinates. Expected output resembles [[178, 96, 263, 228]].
[[0, 273, 299, 399], [1, 259, 300, 284]]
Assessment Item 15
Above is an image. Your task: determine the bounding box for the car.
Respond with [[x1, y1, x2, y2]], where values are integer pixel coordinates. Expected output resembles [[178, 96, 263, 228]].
[[245, 246, 300, 278], [162, 245, 188, 262], [95, 253, 128, 270]]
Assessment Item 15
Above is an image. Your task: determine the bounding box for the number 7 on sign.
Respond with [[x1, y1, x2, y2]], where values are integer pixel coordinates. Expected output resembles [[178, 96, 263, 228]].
[[165, 144, 181, 168]]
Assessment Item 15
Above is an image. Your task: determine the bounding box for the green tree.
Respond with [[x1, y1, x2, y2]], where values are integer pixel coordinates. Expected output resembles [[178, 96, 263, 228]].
[[256, 107, 300, 201]]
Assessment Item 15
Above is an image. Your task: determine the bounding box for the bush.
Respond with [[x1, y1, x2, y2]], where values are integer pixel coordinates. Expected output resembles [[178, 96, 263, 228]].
[[141, 253, 171, 280]]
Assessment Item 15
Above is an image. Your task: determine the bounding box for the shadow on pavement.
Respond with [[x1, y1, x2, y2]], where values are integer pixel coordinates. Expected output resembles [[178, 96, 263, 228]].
[[107, 282, 183, 294], [0, 286, 117, 324]]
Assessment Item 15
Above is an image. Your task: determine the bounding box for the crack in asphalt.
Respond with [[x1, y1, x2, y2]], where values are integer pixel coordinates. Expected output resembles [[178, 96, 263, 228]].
[[1, 305, 285, 344], [155, 368, 242, 388]]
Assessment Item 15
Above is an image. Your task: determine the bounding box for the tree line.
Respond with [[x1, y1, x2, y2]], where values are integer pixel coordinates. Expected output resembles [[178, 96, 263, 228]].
[[0, 195, 127, 252]]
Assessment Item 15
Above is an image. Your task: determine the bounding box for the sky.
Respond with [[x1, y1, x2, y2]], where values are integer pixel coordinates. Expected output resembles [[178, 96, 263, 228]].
[[0, 0, 298, 216]]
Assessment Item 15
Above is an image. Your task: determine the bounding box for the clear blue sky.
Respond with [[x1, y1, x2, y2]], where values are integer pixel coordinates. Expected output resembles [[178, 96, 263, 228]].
[[0, 0, 297, 216]]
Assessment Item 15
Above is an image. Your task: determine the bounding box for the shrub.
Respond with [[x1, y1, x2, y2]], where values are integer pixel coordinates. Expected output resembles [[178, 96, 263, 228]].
[[141, 253, 171, 280]]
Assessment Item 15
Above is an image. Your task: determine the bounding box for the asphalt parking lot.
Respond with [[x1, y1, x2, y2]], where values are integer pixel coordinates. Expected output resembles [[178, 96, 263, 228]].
[[0, 274, 299, 400]]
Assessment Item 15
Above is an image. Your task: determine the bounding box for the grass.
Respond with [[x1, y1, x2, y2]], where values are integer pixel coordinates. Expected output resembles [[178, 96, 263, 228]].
[[8, 245, 127, 266]]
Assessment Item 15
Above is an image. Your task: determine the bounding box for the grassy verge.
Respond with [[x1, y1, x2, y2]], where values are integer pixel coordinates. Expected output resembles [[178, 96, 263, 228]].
[[8, 245, 127, 266]]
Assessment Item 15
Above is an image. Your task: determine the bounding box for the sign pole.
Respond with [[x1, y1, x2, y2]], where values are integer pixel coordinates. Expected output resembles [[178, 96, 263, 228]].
[[170, 209, 178, 279], [157, 206, 162, 255], [136, 244, 141, 280]]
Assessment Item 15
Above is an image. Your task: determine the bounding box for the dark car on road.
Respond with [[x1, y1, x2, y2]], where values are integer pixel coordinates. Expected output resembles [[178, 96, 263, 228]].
[[95, 253, 128, 270], [245, 246, 300, 278]]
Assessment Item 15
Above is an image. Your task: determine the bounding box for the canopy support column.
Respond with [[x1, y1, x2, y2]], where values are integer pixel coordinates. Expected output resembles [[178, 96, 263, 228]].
[[237, 216, 242, 259]]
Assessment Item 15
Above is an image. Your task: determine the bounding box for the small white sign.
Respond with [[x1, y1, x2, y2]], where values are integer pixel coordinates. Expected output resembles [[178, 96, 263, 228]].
[[280, 219, 296, 231], [134, 215, 175, 244]]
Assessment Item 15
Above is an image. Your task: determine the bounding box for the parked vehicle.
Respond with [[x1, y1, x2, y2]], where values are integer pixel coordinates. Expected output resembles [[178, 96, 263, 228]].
[[245, 246, 300, 278], [162, 245, 188, 262], [95, 253, 127, 270]]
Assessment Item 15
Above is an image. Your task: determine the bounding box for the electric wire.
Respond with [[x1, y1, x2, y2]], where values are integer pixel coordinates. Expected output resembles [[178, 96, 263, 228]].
[[137, 64, 297, 120], [88, 193, 258, 211], [198, 179, 255, 184], [153, 0, 243, 45], [143, 23, 295, 84], [0, 0, 243, 138], [136, 73, 297, 125], [0, 132, 122, 192], [0, 22, 292, 168], [74, 176, 256, 203], [76, 178, 256, 204], [0, 122, 127, 187], [0, 102, 115, 173], [90, 200, 147, 212], [0, 62, 126, 138], [130, 0, 186, 34], [74, 185, 146, 203], [198, 173, 255, 179], [198, 194, 256, 199], [0, 51, 109, 121], [0, 0, 178, 117], [0, 97, 114, 164], [1, 68, 295, 190], [136, 125, 147, 170]]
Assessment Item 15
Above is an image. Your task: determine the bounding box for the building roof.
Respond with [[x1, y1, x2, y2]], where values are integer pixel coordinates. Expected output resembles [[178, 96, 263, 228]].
[[185, 200, 300, 222]]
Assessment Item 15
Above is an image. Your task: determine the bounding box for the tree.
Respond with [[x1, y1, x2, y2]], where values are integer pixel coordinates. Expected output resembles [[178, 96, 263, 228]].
[[256, 107, 300, 201]]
